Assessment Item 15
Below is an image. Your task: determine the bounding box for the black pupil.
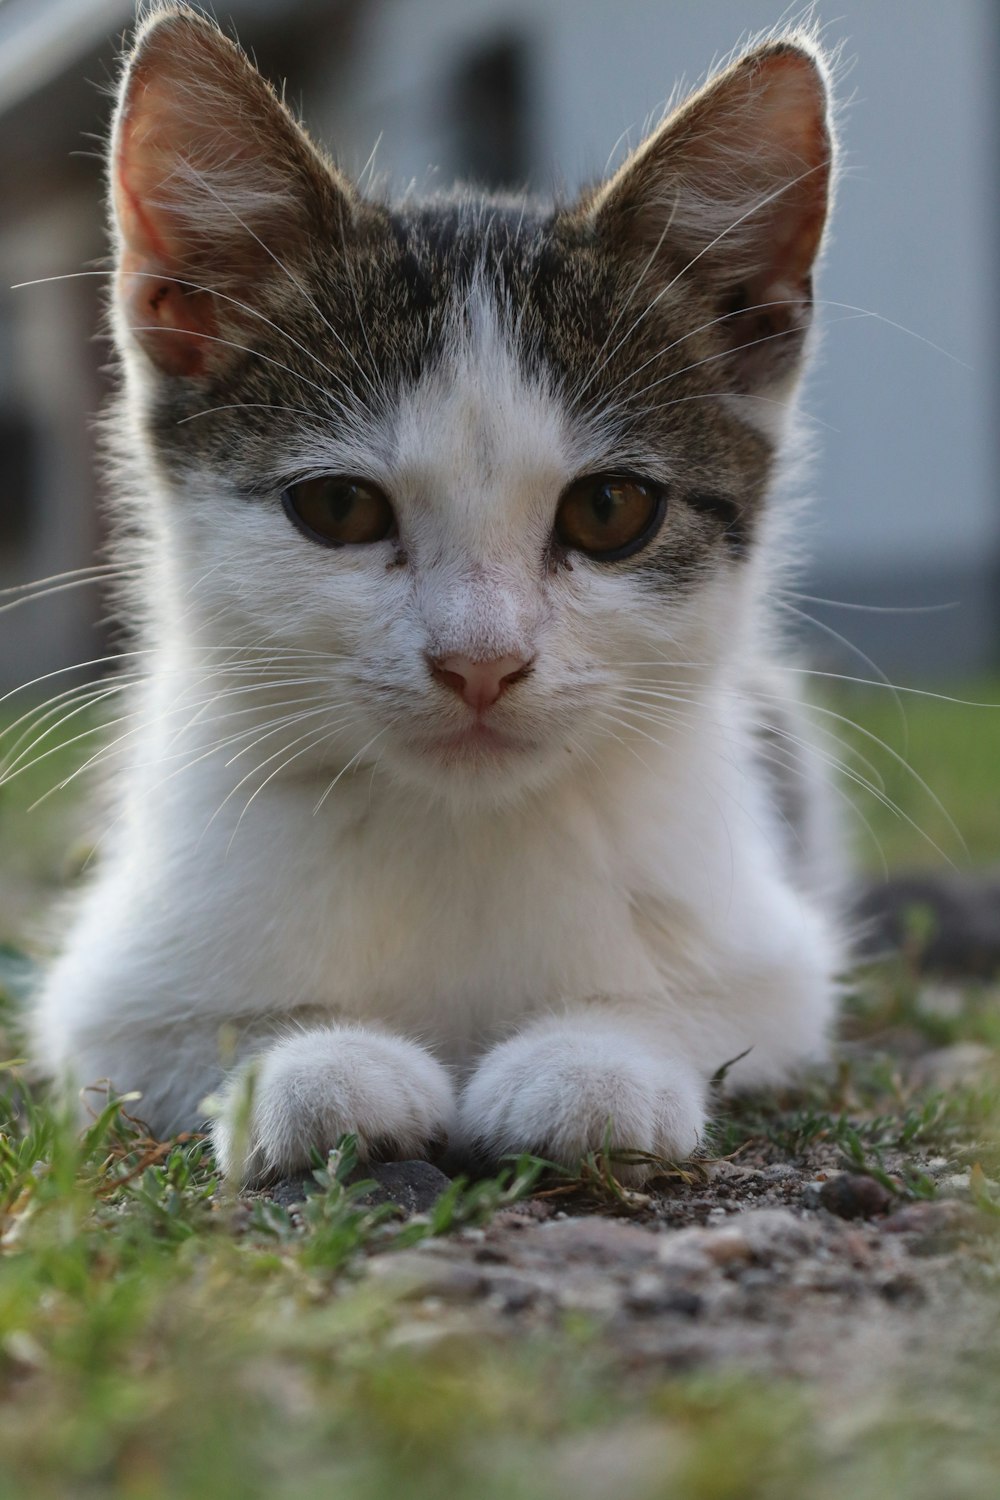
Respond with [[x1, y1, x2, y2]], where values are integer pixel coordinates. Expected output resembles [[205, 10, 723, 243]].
[[325, 482, 360, 521], [592, 483, 623, 527]]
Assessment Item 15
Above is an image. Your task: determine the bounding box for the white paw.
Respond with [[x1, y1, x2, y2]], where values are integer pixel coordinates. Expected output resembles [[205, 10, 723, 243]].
[[211, 1025, 455, 1184], [458, 1023, 705, 1183]]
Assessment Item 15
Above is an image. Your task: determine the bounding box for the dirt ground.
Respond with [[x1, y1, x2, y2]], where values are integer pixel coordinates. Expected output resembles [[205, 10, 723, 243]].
[[260, 1017, 1000, 1395]]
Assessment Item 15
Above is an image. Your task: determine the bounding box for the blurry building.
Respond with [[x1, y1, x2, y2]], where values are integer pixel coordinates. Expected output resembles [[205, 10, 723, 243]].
[[1, 0, 997, 695]]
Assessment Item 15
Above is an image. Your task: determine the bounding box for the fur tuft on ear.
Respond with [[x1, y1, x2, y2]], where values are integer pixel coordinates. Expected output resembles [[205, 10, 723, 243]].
[[587, 36, 836, 393], [110, 5, 353, 376]]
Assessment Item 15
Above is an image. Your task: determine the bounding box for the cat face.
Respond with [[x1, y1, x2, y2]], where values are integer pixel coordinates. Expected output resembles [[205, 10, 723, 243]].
[[109, 10, 833, 808]]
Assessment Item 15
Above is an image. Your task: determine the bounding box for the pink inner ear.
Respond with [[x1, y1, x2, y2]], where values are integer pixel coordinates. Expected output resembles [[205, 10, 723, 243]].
[[118, 256, 217, 378], [750, 57, 831, 296], [114, 84, 221, 377], [113, 66, 193, 271]]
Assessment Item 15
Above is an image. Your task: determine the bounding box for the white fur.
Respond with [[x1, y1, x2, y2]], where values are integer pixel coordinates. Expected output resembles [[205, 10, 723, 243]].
[[458, 1017, 707, 1179], [213, 1027, 455, 1182]]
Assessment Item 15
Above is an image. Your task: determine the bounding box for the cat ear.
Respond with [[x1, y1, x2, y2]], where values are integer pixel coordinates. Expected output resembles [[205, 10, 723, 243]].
[[587, 38, 834, 392], [110, 9, 355, 377]]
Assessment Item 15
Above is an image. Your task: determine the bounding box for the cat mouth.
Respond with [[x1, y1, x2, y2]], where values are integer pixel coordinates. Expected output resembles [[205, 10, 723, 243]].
[[424, 721, 534, 758]]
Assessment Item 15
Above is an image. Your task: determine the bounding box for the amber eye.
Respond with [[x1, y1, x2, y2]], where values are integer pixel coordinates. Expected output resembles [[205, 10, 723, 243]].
[[554, 474, 666, 560], [282, 476, 395, 547]]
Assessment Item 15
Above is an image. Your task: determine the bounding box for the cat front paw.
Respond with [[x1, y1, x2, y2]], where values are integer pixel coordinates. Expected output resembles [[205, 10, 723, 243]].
[[212, 1025, 455, 1184], [458, 1024, 705, 1184]]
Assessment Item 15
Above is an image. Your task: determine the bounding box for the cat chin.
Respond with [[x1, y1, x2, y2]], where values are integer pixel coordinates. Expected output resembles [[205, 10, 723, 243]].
[[382, 734, 575, 809], [424, 722, 535, 757]]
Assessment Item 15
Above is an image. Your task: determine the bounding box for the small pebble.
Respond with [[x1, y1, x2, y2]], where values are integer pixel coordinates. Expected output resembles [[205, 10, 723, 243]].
[[349, 1159, 453, 1216], [819, 1172, 894, 1220], [879, 1271, 927, 1305], [474, 1244, 510, 1265], [761, 1164, 798, 1183]]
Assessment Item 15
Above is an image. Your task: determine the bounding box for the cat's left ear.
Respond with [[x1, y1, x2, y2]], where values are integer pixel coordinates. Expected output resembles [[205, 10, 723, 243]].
[[586, 38, 835, 392], [109, 9, 355, 377]]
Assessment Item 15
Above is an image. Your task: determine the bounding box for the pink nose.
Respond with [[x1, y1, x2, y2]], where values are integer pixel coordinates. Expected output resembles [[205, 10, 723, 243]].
[[428, 652, 533, 710]]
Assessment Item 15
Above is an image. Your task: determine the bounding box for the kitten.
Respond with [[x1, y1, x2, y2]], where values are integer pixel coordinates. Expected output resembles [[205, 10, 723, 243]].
[[31, 6, 843, 1184]]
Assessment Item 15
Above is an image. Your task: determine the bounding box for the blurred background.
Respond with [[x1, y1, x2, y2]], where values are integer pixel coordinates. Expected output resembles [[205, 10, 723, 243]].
[[0, 0, 996, 974], [0, 0, 997, 693]]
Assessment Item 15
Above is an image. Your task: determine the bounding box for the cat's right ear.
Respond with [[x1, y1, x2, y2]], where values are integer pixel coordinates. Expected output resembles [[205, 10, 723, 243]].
[[109, 8, 355, 378]]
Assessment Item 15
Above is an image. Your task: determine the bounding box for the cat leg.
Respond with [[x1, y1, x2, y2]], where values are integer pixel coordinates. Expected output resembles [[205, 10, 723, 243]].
[[457, 1012, 705, 1183], [212, 1025, 456, 1185]]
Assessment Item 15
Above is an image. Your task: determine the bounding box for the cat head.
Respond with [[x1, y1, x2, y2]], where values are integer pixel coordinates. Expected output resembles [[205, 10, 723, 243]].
[[108, 6, 835, 809]]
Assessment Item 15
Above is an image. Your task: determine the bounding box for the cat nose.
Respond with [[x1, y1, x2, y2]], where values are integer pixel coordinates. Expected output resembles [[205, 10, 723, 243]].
[[427, 652, 534, 710]]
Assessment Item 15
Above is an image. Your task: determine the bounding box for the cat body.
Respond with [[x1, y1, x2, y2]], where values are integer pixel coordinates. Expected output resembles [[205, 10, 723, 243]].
[[32, 8, 842, 1181]]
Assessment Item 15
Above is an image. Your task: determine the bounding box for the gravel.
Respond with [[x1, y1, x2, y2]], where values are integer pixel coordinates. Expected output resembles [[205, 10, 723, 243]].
[[346, 1171, 997, 1382], [260, 1033, 1000, 1390]]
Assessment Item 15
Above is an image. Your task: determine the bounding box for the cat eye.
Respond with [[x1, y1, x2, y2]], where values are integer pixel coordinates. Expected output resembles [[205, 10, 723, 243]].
[[283, 476, 396, 547], [555, 474, 666, 561]]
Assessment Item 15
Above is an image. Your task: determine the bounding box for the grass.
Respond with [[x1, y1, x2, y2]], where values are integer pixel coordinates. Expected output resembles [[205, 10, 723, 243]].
[[822, 676, 1000, 871], [0, 1022, 998, 1499], [0, 676, 999, 1496]]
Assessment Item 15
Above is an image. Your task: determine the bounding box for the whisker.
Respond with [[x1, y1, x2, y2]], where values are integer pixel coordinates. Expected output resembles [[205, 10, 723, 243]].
[[336, 201, 384, 409], [779, 589, 960, 617], [754, 691, 967, 862], [0, 680, 142, 783], [618, 683, 889, 797], [574, 212, 676, 395], [616, 674, 968, 866], [752, 739, 890, 883], [222, 704, 354, 768], [311, 719, 399, 815], [759, 725, 954, 868], [0, 644, 352, 709], [126, 324, 363, 420], [159, 708, 340, 786], [10, 671, 343, 804], [6, 696, 152, 794], [40, 701, 343, 813], [205, 715, 356, 839], [610, 648, 1000, 712], [596, 705, 736, 861], [176, 402, 317, 427], [599, 388, 837, 434], [598, 314, 868, 417], [222, 719, 359, 851], [161, 678, 334, 745], [14, 266, 367, 415], [0, 674, 144, 760], [609, 693, 896, 877], [583, 295, 817, 412], [0, 561, 131, 606], [774, 597, 909, 749], [594, 706, 688, 755]]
